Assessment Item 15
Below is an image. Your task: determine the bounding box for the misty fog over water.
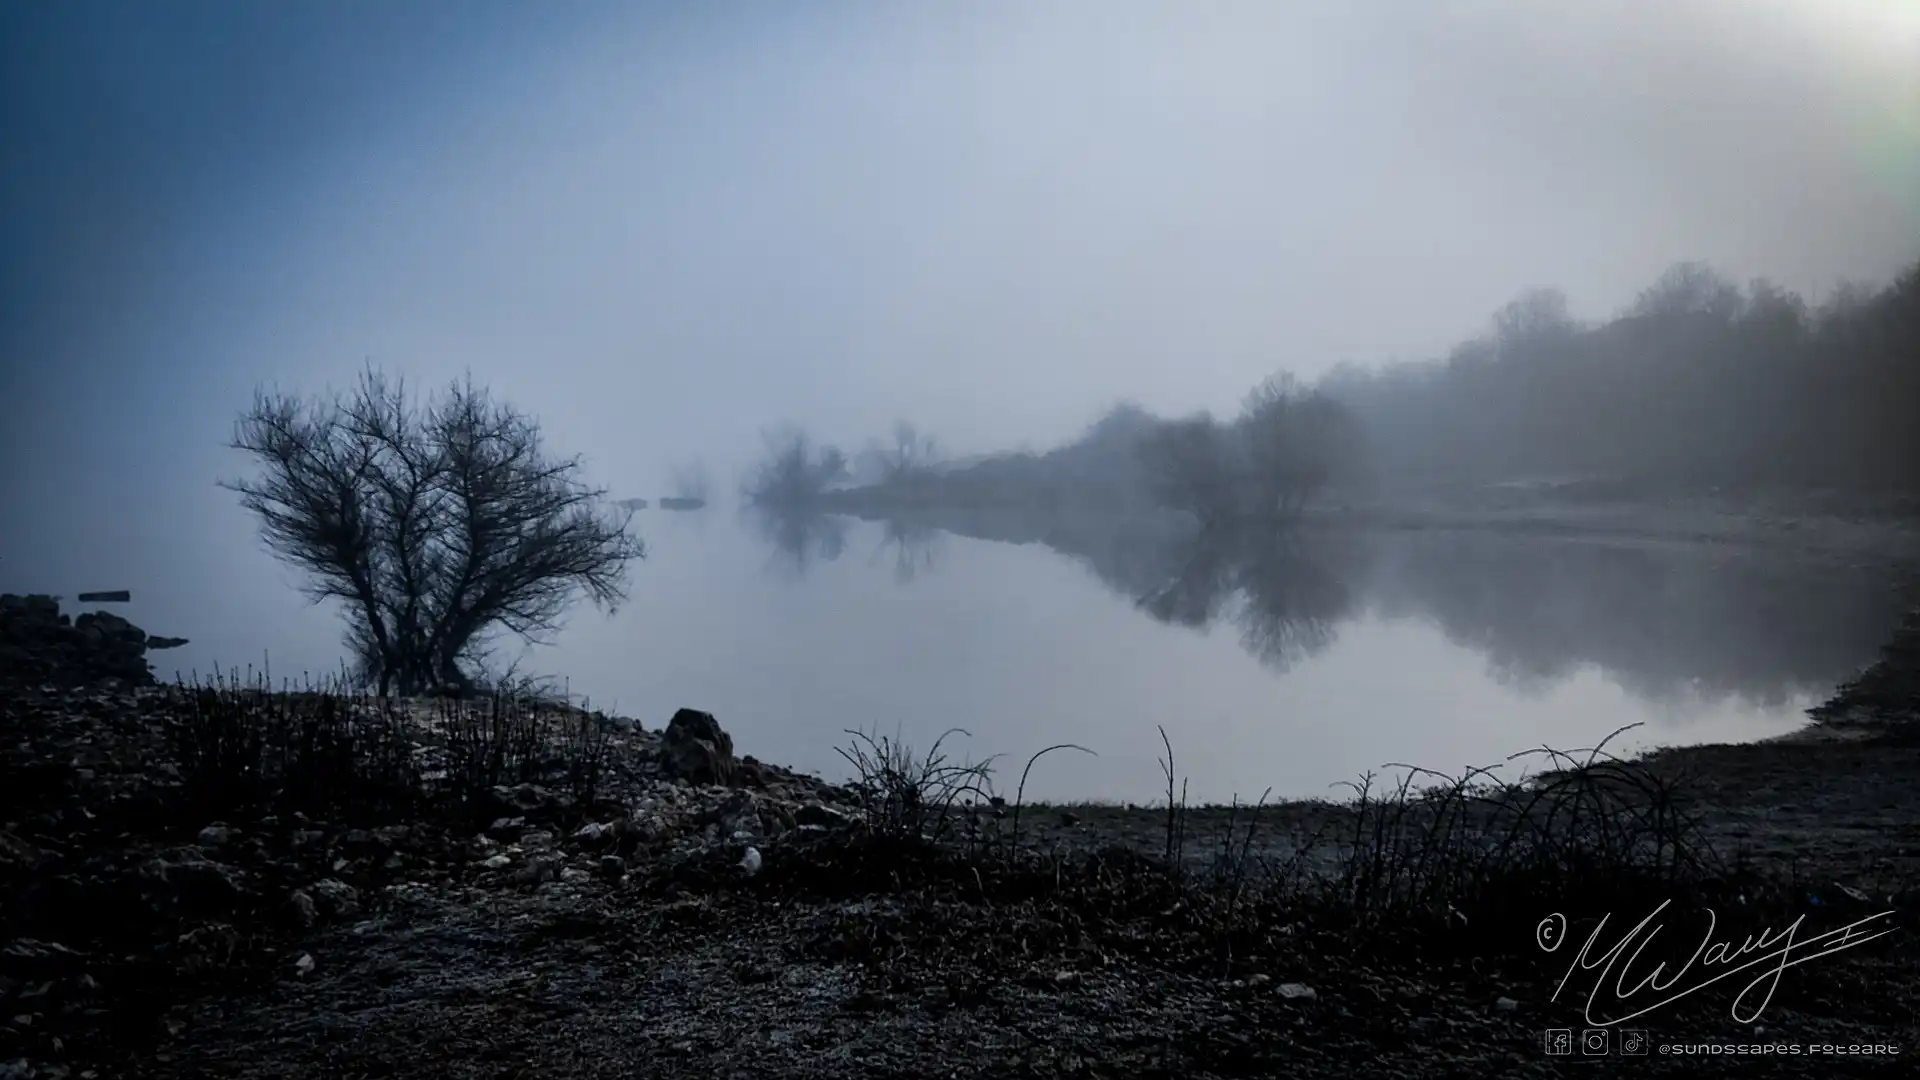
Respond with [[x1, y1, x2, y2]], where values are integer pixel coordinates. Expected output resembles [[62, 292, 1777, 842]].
[[74, 506, 1907, 804]]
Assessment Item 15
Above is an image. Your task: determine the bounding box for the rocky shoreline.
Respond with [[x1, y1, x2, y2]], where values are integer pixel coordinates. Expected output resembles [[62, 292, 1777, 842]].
[[2, 596, 1917, 1078], [0, 595, 188, 689]]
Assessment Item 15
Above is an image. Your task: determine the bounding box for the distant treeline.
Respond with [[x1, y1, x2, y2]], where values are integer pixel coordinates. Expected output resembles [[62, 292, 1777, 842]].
[[791, 257, 1920, 523], [818, 404, 1178, 519], [1320, 260, 1920, 492]]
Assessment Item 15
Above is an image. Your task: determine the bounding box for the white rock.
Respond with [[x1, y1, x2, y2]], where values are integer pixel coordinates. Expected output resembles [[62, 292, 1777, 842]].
[[1275, 982, 1316, 1001], [738, 847, 762, 876], [1495, 996, 1519, 1012], [481, 854, 512, 870], [293, 953, 315, 977]]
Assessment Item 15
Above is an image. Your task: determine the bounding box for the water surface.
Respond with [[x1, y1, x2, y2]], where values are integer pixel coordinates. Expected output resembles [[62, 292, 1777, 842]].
[[121, 506, 1908, 804]]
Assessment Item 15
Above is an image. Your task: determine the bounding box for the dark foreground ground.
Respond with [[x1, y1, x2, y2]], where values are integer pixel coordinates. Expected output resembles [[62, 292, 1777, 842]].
[[3, 600, 1919, 1079]]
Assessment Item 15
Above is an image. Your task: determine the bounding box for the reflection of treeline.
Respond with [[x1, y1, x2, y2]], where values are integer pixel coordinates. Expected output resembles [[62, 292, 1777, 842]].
[[1136, 527, 1356, 672], [1358, 532, 1905, 707], [836, 501, 1905, 704], [1320, 260, 1920, 491], [1123, 524, 1904, 703], [741, 500, 849, 580], [832, 504, 1362, 674]]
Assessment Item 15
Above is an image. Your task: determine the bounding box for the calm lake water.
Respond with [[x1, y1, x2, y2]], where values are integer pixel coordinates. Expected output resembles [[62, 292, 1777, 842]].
[[123, 505, 1908, 805]]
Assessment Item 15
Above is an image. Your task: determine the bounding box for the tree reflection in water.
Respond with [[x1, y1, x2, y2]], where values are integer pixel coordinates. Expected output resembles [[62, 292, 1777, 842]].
[[1136, 527, 1355, 672], [869, 516, 944, 584], [742, 503, 849, 581], [807, 504, 1906, 706]]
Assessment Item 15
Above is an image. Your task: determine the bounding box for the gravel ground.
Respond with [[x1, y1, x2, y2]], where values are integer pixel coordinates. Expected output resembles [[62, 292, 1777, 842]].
[[4, 607, 1918, 1079]]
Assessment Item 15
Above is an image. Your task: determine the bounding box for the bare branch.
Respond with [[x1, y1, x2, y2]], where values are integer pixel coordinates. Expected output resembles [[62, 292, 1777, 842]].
[[224, 369, 643, 695]]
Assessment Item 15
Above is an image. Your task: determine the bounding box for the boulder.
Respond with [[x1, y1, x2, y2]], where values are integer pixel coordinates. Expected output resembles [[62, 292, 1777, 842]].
[[660, 709, 738, 786], [0, 594, 185, 686], [74, 610, 145, 647]]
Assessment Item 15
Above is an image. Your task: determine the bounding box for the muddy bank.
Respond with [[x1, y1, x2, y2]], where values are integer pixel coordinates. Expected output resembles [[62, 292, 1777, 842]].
[[3, 606, 1918, 1078]]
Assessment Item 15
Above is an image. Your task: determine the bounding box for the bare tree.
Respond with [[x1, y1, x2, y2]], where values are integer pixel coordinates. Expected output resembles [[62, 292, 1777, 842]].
[[1138, 414, 1240, 527], [876, 420, 941, 483], [1236, 373, 1363, 518], [1491, 287, 1578, 352], [1629, 261, 1744, 322], [743, 426, 848, 507], [666, 458, 711, 503], [223, 369, 643, 696]]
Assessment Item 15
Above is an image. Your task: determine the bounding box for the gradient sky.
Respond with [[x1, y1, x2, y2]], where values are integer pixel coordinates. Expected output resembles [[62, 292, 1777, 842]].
[[3, 0, 1917, 600]]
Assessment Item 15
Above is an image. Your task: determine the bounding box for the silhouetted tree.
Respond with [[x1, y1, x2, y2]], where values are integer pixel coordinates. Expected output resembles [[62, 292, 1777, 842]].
[[1492, 287, 1579, 353], [744, 427, 848, 508], [224, 369, 642, 696], [875, 420, 942, 482], [1236, 374, 1364, 518], [1139, 414, 1240, 527], [1630, 261, 1745, 322]]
